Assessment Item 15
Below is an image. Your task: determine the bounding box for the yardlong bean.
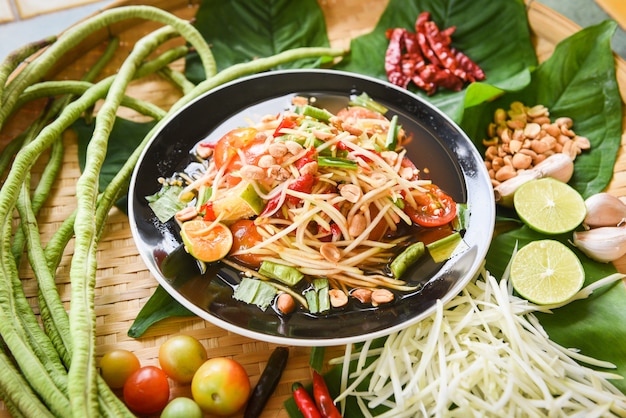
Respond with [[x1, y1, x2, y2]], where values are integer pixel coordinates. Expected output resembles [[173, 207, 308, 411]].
[[0, 1, 346, 413], [0, 35, 56, 99], [0, 5, 216, 129], [68, 23, 196, 416]]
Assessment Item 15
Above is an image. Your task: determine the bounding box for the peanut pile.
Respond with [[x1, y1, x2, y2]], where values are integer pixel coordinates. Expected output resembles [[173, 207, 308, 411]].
[[483, 101, 590, 187]]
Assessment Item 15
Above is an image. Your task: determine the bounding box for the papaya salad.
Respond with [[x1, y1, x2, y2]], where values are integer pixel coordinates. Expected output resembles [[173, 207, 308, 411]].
[[148, 94, 466, 315]]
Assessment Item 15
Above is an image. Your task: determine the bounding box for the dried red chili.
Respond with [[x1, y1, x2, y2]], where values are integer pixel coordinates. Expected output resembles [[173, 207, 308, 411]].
[[385, 11, 485, 95]]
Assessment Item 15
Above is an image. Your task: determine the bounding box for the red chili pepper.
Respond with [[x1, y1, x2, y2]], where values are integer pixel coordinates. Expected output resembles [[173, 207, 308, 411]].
[[286, 173, 314, 205], [259, 195, 281, 217], [273, 117, 297, 137], [384, 27, 411, 88], [199, 201, 216, 221], [385, 11, 484, 95], [292, 382, 322, 418], [197, 141, 216, 149], [294, 147, 317, 171], [312, 371, 342, 418]]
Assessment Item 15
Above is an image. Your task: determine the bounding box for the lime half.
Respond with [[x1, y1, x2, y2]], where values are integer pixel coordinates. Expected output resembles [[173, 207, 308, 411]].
[[510, 240, 584, 305], [513, 177, 586, 235]]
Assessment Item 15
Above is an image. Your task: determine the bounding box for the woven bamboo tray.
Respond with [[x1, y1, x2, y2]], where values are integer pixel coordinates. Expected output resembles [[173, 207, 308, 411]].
[[1, 0, 625, 417]]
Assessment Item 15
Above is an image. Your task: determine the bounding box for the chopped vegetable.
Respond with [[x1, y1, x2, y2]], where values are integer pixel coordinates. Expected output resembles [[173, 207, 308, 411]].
[[299, 104, 334, 122], [390, 241, 425, 278], [305, 278, 331, 314], [233, 278, 277, 310], [348, 92, 388, 115], [146, 184, 185, 223], [426, 231, 467, 263], [330, 269, 626, 416], [258, 261, 304, 286]]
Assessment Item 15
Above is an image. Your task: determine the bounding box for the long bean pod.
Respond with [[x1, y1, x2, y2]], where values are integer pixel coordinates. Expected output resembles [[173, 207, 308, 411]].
[[68, 24, 192, 416], [0, 220, 71, 415], [171, 46, 344, 113], [0, 344, 55, 418], [16, 81, 167, 120], [0, 35, 56, 99], [0, 5, 216, 129]]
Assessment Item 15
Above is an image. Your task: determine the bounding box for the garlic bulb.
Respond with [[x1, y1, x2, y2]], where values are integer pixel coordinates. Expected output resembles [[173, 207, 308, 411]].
[[494, 153, 574, 207], [583, 192, 626, 228], [572, 226, 626, 263]]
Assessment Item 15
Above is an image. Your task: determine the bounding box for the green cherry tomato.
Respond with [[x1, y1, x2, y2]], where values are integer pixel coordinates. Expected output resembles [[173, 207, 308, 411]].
[[160, 397, 203, 418], [100, 349, 141, 389], [191, 357, 251, 416], [123, 365, 170, 415], [158, 335, 207, 383]]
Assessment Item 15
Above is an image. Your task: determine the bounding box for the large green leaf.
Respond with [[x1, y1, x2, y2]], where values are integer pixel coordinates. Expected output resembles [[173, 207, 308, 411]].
[[186, 0, 330, 83], [462, 21, 622, 198], [74, 117, 156, 213], [335, 0, 537, 121], [486, 225, 626, 393]]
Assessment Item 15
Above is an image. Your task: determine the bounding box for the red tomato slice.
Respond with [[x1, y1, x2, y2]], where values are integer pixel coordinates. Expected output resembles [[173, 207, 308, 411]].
[[404, 184, 457, 227], [229, 220, 264, 267], [213, 127, 265, 172]]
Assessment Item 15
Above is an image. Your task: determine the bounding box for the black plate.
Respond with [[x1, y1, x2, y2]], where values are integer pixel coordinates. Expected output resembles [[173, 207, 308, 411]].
[[128, 70, 495, 346]]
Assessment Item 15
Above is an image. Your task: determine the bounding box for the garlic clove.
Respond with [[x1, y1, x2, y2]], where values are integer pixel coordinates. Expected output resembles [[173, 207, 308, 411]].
[[572, 226, 626, 263], [583, 192, 626, 228], [493, 153, 574, 207]]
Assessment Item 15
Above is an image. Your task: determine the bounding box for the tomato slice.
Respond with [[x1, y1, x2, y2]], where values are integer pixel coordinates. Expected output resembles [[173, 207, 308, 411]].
[[229, 220, 264, 267], [404, 184, 457, 227], [213, 127, 265, 172]]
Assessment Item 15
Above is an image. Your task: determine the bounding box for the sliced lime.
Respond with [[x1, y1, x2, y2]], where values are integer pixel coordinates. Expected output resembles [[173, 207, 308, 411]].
[[510, 240, 584, 305], [513, 177, 586, 235]]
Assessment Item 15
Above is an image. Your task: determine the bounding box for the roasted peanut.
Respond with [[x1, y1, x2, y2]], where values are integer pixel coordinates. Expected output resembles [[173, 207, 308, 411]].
[[240, 164, 266, 181], [339, 184, 362, 203], [175, 206, 198, 222], [371, 289, 395, 306], [257, 154, 276, 168], [268, 141, 288, 158], [348, 213, 367, 237], [482, 103, 589, 187], [329, 289, 348, 308], [320, 243, 341, 262], [351, 288, 372, 304], [276, 293, 296, 314]]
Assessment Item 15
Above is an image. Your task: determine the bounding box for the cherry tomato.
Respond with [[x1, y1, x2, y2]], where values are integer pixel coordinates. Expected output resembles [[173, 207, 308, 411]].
[[160, 397, 203, 418], [213, 127, 266, 171], [123, 366, 170, 415], [404, 184, 457, 227], [229, 220, 264, 267], [100, 349, 140, 389], [159, 335, 207, 384], [191, 357, 251, 416]]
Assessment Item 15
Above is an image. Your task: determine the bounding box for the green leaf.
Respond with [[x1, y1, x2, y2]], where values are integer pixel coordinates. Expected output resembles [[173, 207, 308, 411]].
[[462, 21, 623, 198], [186, 0, 330, 83], [74, 117, 156, 213], [146, 184, 185, 223], [127, 285, 195, 338], [486, 225, 626, 393], [335, 0, 536, 122]]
